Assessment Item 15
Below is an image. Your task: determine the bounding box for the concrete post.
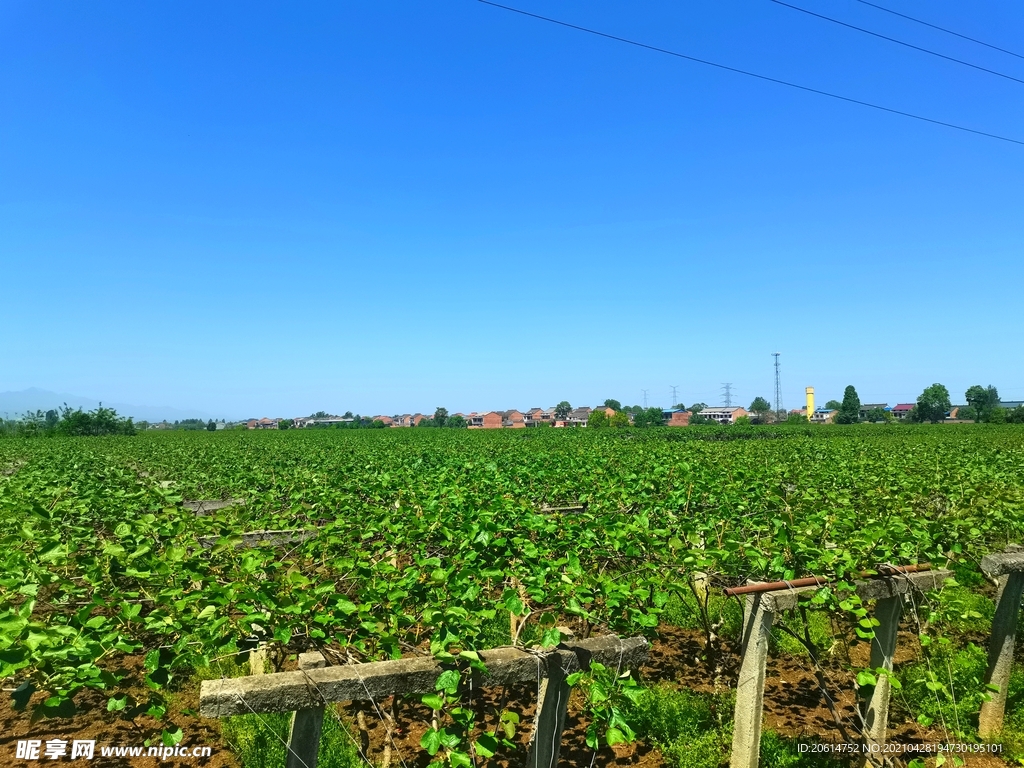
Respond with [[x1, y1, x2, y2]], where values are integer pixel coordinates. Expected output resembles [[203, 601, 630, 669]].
[[730, 594, 774, 768], [249, 645, 268, 676], [860, 596, 902, 765], [980, 572, 1024, 738], [527, 650, 572, 768], [286, 652, 328, 768]]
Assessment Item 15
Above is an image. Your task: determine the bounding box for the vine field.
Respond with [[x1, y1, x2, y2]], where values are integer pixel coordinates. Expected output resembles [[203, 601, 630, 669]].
[[1, 425, 1023, 766]]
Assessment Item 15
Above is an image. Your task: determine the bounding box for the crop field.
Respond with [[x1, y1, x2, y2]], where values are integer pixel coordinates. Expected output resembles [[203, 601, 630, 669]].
[[2, 426, 1024, 768]]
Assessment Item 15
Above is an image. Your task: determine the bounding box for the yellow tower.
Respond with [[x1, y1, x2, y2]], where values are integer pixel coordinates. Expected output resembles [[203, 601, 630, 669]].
[[805, 387, 815, 421]]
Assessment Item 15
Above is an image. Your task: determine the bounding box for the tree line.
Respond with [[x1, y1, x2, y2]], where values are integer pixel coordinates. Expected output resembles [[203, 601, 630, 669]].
[[0, 405, 137, 437]]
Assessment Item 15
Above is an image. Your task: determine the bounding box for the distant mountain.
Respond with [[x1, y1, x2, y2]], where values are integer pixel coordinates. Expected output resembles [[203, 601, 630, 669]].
[[0, 388, 218, 423]]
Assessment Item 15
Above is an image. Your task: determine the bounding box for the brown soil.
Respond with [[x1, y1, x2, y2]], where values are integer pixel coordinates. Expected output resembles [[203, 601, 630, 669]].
[[0, 655, 238, 768], [0, 622, 1012, 768]]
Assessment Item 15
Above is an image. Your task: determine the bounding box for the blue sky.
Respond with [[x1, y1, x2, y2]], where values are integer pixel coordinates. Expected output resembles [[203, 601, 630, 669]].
[[2, 1, 1022, 419]]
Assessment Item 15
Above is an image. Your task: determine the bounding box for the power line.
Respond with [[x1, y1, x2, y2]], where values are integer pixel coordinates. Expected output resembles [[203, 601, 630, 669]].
[[477, 0, 1024, 147], [721, 383, 734, 407], [769, 0, 1024, 87], [670, 385, 679, 406], [641, 389, 649, 408], [853, 0, 1024, 62]]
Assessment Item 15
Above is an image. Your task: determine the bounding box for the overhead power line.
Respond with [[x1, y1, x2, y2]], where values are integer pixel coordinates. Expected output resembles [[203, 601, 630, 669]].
[[769, 0, 1024, 87], [853, 0, 1024, 62], [476, 0, 1024, 147]]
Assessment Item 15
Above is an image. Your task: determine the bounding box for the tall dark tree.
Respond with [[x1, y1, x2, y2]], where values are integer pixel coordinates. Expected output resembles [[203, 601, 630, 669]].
[[964, 385, 999, 423], [603, 399, 622, 411], [912, 383, 952, 423], [825, 400, 842, 411], [554, 401, 573, 420], [749, 397, 771, 423], [689, 403, 707, 414], [433, 407, 449, 428], [836, 385, 861, 424]]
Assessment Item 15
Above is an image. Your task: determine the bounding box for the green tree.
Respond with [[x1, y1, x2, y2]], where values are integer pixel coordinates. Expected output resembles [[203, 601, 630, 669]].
[[587, 409, 609, 428], [987, 407, 1007, 424], [911, 383, 952, 423], [836, 385, 861, 424], [735, 415, 751, 426], [633, 407, 664, 428], [689, 403, 707, 414], [671, 402, 686, 411], [825, 399, 842, 411], [56, 404, 136, 437], [206, 420, 217, 431], [603, 399, 622, 411], [749, 397, 771, 423], [1008, 406, 1024, 424], [965, 385, 999, 423], [609, 411, 630, 428], [864, 407, 889, 423], [554, 401, 572, 420], [433, 407, 449, 428], [447, 414, 467, 428], [278, 419, 294, 430]]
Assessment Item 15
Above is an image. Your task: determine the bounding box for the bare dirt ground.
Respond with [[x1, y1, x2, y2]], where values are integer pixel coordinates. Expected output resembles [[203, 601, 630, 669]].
[[0, 624, 1010, 768]]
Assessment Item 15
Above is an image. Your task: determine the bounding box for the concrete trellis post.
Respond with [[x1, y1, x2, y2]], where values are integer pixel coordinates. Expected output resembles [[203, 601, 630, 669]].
[[730, 593, 776, 768], [286, 652, 327, 768], [727, 569, 951, 768], [860, 596, 902, 765], [979, 550, 1024, 738]]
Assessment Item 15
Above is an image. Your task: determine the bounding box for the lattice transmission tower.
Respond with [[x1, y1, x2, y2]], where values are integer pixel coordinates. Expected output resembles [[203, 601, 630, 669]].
[[721, 383, 734, 406], [772, 352, 784, 415]]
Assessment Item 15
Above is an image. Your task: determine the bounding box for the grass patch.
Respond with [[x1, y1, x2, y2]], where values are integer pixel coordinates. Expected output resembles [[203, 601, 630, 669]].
[[759, 731, 848, 768], [661, 590, 744, 643], [627, 684, 732, 768], [894, 642, 988, 738], [994, 663, 1024, 760], [770, 610, 839, 659], [222, 708, 363, 768], [929, 585, 994, 637]]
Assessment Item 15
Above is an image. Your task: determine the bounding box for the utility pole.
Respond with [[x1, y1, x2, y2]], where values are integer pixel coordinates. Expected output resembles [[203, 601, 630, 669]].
[[721, 383, 734, 407], [670, 385, 679, 406], [641, 389, 649, 409], [772, 353, 784, 417]]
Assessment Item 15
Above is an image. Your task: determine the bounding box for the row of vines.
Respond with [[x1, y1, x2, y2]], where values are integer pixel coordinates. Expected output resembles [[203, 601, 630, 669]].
[[0, 425, 1022, 758]]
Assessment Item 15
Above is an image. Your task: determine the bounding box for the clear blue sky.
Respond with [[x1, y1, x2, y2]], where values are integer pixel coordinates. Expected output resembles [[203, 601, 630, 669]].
[[3, 1, 1022, 418]]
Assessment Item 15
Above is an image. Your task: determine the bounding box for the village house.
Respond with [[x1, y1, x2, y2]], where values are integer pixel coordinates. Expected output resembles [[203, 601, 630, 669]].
[[467, 412, 503, 429], [891, 404, 915, 420], [858, 403, 889, 420], [502, 410, 527, 428], [810, 408, 838, 424], [525, 408, 554, 427], [698, 406, 748, 424], [247, 417, 281, 429], [662, 409, 691, 427]]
